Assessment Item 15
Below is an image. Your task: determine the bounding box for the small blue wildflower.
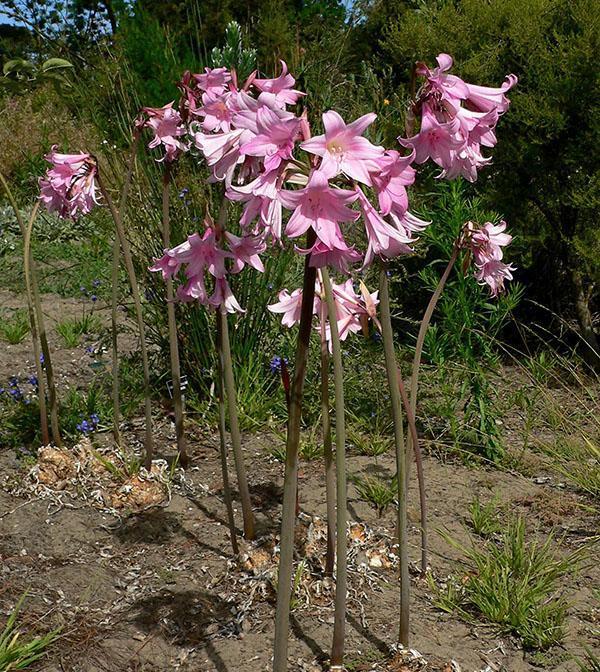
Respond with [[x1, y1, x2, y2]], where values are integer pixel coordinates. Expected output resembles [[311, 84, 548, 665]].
[[9, 388, 22, 401], [91, 294, 98, 302], [178, 187, 189, 198], [28, 375, 38, 386], [80, 286, 88, 294], [0, 387, 5, 395], [371, 331, 382, 342], [9, 376, 19, 387], [40, 353, 45, 365], [77, 419, 91, 434], [270, 355, 288, 374], [24, 398, 31, 405], [92, 279, 101, 288], [90, 413, 100, 425]]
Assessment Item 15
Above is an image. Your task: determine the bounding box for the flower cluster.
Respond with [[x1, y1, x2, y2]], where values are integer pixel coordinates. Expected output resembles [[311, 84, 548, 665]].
[[76, 413, 100, 435], [0, 374, 39, 405], [136, 103, 189, 163], [462, 220, 515, 296], [402, 54, 517, 182], [268, 275, 379, 350], [150, 217, 266, 313], [39, 146, 99, 219]]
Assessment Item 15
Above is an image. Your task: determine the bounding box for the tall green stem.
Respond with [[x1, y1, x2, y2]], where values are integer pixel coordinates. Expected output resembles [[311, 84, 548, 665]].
[[321, 268, 347, 669], [319, 296, 336, 577], [217, 308, 255, 540], [162, 164, 188, 467], [407, 246, 459, 468], [0, 174, 49, 445], [397, 372, 427, 574], [24, 202, 62, 446], [216, 313, 240, 556], [98, 177, 154, 468], [379, 263, 409, 646], [273, 229, 317, 672], [110, 134, 140, 447]]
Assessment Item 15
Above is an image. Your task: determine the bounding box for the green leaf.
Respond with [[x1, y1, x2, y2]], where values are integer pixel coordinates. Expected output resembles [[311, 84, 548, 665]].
[[41, 58, 73, 72], [3, 59, 33, 75]]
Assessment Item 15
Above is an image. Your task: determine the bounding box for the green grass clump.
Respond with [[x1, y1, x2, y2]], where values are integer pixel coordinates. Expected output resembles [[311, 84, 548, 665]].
[[0, 593, 60, 670], [55, 314, 102, 348], [468, 494, 502, 537], [0, 309, 30, 345], [433, 517, 581, 650], [351, 473, 396, 517]]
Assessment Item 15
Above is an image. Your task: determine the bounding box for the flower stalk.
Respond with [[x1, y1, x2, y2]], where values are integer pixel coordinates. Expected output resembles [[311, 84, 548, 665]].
[[98, 176, 154, 468], [23, 202, 62, 446], [0, 173, 50, 446], [379, 262, 409, 646], [319, 294, 336, 577], [162, 163, 188, 467], [216, 306, 256, 540], [216, 312, 240, 556], [273, 228, 317, 672], [321, 268, 348, 669]]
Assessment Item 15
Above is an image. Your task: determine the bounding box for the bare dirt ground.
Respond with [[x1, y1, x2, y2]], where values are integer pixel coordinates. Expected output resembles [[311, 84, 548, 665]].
[[1, 290, 599, 672]]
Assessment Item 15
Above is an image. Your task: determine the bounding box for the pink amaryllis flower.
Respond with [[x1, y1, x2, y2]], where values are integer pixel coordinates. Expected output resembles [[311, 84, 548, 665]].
[[356, 187, 414, 267], [279, 169, 359, 248], [240, 106, 300, 173], [269, 276, 379, 350], [401, 54, 517, 182], [462, 220, 515, 296], [39, 146, 99, 219], [138, 103, 188, 162], [253, 60, 305, 108], [225, 232, 267, 273], [194, 67, 232, 98], [301, 111, 384, 184], [371, 149, 416, 217]]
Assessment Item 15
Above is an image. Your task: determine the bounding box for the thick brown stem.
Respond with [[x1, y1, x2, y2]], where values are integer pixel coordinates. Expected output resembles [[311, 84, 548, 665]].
[[322, 268, 347, 669], [217, 308, 255, 540], [273, 228, 317, 672], [216, 313, 240, 556], [24, 202, 62, 446], [98, 178, 154, 467], [0, 174, 49, 445], [572, 269, 600, 370], [320, 300, 336, 577], [380, 264, 409, 646], [162, 164, 188, 466]]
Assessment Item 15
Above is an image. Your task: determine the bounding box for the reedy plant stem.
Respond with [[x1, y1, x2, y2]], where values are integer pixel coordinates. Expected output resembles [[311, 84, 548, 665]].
[[24, 202, 62, 446], [162, 163, 188, 467], [321, 268, 348, 669], [216, 307, 255, 540], [379, 263, 409, 646], [397, 372, 427, 573], [319, 298, 336, 577], [98, 177, 154, 468], [216, 313, 240, 556], [110, 134, 139, 447], [407, 246, 459, 471], [273, 228, 317, 672], [0, 174, 49, 445]]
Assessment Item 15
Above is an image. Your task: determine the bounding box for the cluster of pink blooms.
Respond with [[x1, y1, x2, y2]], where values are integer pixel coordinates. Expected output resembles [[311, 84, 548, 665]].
[[37, 54, 518, 315], [402, 54, 518, 182], [39, 146, 99, 219], [268, 274, 380, 350], [463, 220, 515, 296], [149, 217, 266, 313]]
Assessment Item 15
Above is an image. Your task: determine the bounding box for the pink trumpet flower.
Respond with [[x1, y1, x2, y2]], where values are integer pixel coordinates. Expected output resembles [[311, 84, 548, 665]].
[[138, 103, 189, 162], [402, 54, 517, 182], [225, 232, 267, 273], [371, 149, 416, 217], [267, 288, 306, 328], [253, 60, 305, 108], [240, 107, 300, 173], [194, 67, 231, 98], [279, 169, 359, 248], [356, 187, 414, 267], [39, 146, 99, 219], [463, 220, 515, 296], [301, 111, 384, 184]]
